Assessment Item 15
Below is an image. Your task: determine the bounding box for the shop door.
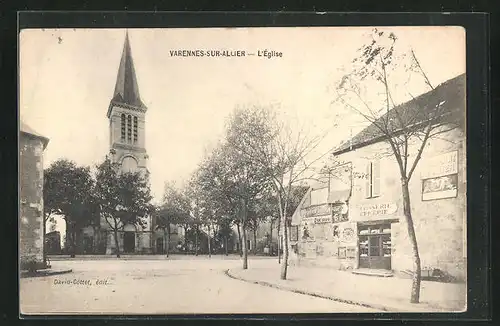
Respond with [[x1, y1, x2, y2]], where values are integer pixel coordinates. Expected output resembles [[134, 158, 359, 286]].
[[123, 232, 135, 253], [358, 225, 391, 270]]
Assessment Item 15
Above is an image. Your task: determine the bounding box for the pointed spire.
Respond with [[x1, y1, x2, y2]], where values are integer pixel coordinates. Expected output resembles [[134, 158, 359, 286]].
[[109, 31, 145, 114]]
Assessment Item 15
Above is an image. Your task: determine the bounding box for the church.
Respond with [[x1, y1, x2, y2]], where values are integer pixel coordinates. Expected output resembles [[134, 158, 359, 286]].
[[78, 32, 156, 255], [103, 31, 154, 254]]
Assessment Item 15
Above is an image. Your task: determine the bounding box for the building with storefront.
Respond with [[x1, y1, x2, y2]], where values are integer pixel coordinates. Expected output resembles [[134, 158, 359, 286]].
[[289, 74, 466, 280], [20, 120, 50, 270]]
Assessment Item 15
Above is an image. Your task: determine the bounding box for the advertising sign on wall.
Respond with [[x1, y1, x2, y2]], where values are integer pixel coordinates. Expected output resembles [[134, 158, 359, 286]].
[[422, 174, 458, 201], [421, 150, 458, 179], [421, 151, 459, 201], [303, 204, 331, 218]]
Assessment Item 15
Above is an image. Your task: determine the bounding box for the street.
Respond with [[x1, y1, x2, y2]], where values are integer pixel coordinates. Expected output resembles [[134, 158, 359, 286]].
[[20, 256, 380, 314]]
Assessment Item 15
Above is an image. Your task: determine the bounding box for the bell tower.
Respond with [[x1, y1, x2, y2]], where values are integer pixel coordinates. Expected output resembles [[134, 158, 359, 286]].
[[107, 31, 149, 174]]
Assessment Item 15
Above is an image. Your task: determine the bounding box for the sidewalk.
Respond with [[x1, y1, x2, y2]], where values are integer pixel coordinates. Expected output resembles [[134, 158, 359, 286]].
[[226, 265, 466, 312], [47, 254, 274, 261]]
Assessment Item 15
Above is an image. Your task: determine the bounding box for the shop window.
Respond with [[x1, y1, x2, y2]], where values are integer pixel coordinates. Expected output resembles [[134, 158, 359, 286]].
[[359, 237, 369, 257], [365, 159, 381, 198], [382, 234, 391, 257]]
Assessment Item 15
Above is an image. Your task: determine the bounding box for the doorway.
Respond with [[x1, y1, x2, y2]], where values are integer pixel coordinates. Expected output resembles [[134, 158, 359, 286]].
[[358, 224, 391, 270], [123, 232, 135, 253]]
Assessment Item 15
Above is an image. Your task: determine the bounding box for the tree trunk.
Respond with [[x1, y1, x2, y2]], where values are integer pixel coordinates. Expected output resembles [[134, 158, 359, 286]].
[[69, 222, 76, 258], [166, 224, 170, 257], [280, 215, 289, 280], [43, 215, 47, 266], [253, 228, 257, 255], [277, 214, 281, 263], [402, 180, 421, 303], [225, 237, 228, 256], [183, 226, 188, 253], [208, 224, 211, 258], [195, 226, 199, 256], [236, 223, 242, 257], [279, 174, 292, 280], [113, 229, 120, 258], [242, 225, 248, 269], [269, 219, 274, 255]]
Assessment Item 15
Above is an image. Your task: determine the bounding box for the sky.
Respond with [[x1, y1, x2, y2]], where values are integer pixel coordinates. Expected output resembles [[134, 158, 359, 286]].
[[20, 26, 466, 207]]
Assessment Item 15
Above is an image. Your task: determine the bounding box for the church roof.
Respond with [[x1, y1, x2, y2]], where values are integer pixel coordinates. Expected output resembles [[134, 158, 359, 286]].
[[20, 120, 49, 149], [108, 32, 146, 117]]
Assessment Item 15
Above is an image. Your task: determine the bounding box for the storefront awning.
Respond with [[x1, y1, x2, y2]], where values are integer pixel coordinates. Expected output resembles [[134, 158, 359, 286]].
[[327, 189, 351, 204]]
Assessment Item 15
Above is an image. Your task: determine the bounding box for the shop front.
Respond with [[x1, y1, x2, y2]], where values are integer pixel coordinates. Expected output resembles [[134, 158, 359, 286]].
[[351, 203, 399, 271], [357, 222, 392, 270]]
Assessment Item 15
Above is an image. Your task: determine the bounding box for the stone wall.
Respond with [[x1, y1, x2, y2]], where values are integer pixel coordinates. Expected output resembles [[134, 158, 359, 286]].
[[19, 135, 45, 270]]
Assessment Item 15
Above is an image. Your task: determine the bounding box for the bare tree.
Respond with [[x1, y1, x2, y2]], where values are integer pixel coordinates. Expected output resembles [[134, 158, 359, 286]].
[[335, 28, 465, 303]]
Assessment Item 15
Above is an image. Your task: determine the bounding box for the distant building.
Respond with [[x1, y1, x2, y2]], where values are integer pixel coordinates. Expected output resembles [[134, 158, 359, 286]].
[[289, 74, 466, 280], [20, 120, 49, 270]]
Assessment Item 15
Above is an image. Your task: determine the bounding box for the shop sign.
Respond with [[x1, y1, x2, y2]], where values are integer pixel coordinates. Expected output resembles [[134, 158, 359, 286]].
[[358, 203, 397, 218], [301, 216, 331, 224], [302, 204, 331, 218], [314, 216, 332, 224], [421, 151, 458, 179]]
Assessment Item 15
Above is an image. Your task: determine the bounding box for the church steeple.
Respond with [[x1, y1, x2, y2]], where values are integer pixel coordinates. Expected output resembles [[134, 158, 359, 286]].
[[107, 31, 146, 118], [107, 30, 148, 174]]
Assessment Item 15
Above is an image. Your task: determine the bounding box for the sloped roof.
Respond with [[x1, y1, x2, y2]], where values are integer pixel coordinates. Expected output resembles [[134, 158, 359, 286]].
[[20, 120, 49, 148], [333, 73, 466, 155], [108, 32, 146, 117]]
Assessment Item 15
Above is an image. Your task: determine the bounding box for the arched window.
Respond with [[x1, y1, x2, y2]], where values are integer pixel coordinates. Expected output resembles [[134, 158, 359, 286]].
[[121, 156, 138, 173], [120, 114, 126, 141], [127, 115, 132, 143], [133, 116, 138, 143]]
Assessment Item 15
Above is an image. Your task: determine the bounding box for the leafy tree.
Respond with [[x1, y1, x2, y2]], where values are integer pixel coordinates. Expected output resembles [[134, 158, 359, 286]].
[[43, 159, 95, 257], [196, 143, 242, 255], [224, 114, 275, 269], [156, 182, 191, 256], [94, 157, 154, 257], [335, 28, 464, 303], [225, 105, 326, 279]]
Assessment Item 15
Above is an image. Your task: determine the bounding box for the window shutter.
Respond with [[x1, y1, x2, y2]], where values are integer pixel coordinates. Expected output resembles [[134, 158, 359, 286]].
[[372, 159, 381, 197], [365, 162, 372, 198]]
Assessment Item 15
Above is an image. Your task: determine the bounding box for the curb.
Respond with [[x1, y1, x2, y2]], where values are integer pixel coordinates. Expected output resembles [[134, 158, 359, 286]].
[[20, 268, 73, 278], [225, 269, 396, 312]]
